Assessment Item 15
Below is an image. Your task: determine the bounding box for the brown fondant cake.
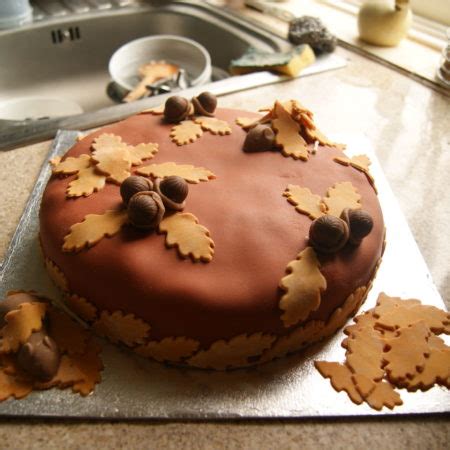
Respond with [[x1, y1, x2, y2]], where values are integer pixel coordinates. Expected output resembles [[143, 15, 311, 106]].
[[39, 98, 384, 369]]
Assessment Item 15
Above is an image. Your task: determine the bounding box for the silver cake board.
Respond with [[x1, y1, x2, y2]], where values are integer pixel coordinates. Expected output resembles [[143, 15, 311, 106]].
[[0, 130, 448, 419]]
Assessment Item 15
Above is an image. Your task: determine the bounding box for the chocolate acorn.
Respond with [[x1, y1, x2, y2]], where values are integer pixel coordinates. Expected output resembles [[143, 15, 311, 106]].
[[163, 95, 193, 123], [341, 208, 374, 245], [309, 214, 349, 253], [154, 176, 188, 211], [192, 92, 217, 117], [127, 191, 165, 230], [17, 330, 60, 382], [120, 176, 153, 205], [243, 124, 275, 152]]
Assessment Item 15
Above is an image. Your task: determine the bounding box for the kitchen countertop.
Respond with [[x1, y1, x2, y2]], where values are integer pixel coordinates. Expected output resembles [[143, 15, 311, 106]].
[[0, 46, 449, 448]]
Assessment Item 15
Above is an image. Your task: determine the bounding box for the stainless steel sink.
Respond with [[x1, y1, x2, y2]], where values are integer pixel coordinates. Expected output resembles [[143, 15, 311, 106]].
[[0, 0, 289, 114]]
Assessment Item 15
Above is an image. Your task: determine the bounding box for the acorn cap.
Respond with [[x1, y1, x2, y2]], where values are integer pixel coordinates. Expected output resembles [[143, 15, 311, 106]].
[[120, 176, 153, 205], [164, 95, 191, 123], [192, 92, 217, 117], [154, 176, 188, 211], [309, 214, 349, 253], [127, 191, 165, 230], [341, 208, 374, 245]]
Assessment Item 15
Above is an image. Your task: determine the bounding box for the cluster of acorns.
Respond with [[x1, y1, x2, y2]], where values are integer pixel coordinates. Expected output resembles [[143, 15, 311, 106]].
[[120, 175, 189, 230], [163, 91, 217, 123], [309, 208, 374, 253]]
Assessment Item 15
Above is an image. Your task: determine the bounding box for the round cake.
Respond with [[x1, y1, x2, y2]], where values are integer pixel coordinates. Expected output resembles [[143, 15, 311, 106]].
[[39, 97, 384, 369]]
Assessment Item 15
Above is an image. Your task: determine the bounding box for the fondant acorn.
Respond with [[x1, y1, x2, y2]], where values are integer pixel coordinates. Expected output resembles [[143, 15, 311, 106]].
[[243, 124, 275, 152], [127, 191, 165, 230], [309, 214, 349, 253], [154, 176, 188, 211], [192, 92, 217, 117], [120, 176, 153, 205], [163, 95, 193, 123], [340, 208, 374, 245]]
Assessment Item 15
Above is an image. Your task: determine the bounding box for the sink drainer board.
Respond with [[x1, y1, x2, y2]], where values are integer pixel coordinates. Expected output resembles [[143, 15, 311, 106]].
[[0, 131, 448, 419]]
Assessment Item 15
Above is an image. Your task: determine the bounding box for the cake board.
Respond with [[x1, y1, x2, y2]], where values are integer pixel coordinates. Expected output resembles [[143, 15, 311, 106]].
[[0, 129, 448, 419]]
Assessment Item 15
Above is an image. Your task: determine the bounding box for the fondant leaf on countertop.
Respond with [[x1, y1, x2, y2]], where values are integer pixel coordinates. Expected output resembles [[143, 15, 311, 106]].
[[170, 120, 203, 145], [67, 166, 107, 198], [52, 154, 91, 175], [279, 247, 327, 328], [0, 370, 33, 401], [187, 332, 276, 370], [159, 212, 214, 263], [322, 181, 361, 217], [62, 209, 128, 253], [194, 116, 232, 135], [137, 162, 215, 183], [283, 185, 324, 220], [272, 101, 309, 161]]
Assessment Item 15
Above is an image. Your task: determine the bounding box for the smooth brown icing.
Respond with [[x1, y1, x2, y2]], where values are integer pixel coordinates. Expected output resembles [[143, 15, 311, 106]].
[[40, 108, 384, 348]]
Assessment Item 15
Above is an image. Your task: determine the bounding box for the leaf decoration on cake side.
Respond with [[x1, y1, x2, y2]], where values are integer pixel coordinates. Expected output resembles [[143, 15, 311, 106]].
[[283, 185, 324, 220], [194, 116, 232, 135], [135, 337, 200, 362], [170, 120, 203, 145], [272, 101, 309, 161], [44, 257, 69, 292], [187, 332, 276, 369], [62, 209, 128, 253], [66, 295, 98, 323], [334, 154, 376, 192], [93, 310, 150, 347], [0, 303, 47, 353], [158, 213, 214, 263], [137, 162, 215, 183], [279, 247, 327, 328], [323, 181, 361, 217], [67, 166, 107, 198], [52, 154, 91, 175]]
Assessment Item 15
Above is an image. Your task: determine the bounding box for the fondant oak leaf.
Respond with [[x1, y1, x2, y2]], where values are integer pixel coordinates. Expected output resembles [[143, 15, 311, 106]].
[[235, 117, 260, 129], [283, 185, 324, 220], [352, 374, 403, 410], [279, 247, 327, 328], [334, 154, 371, 172], [128, 142, 158, 166], [67, 166, 106, 198], [272, 101, 309, 161], [52, 154, 91, 175], [187, 332, 276, 370], [140, 104, 164, 114], [304, 126, 338, 147], [135, 337, 200, 362], [0, 370, 33, 401], [0, 303, 46, 353], [34, 354, 85, 390], [93, 310, 150, 347], [91, 144, 132, 185], [170, 120, 203, 145], [62, 209, 128, 253], [194, 116, 232, 135], [159, 212, 214, 263], [137, 162, 215, 183], [66, 295, 98, 323], [44, 257, 68, 292], [323, 181, 361, 217]]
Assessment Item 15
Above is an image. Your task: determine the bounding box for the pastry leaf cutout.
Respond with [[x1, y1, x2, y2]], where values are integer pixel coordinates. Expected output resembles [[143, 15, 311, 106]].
[[137, 162, 215, 183], [159, 212, 214, 263], [135, 337, 200, 362], [52, 154, 91, 175], [63, 209, 128, 252], [279, 247, 327, 327], [194, 117, 232, 135], [323, 181, 361, 217], [283, 185, 324, 219], [67, 166, 106, 198], [170, 121, 203, 145]]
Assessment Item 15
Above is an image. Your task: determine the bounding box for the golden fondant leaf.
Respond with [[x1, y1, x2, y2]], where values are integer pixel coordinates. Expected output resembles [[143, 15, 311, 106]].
[[272, 101, 308, 161], [71, 338, 103, 396], [66, 166, 107, 198], [0, 370, 33, 401], [159, 213, 214, 263], [279, 247, 327, 328], [34, 354, 85, 390], [128, 142, 159, 166], [194, 116, 232, 135], [235, 117, 260, 129], [62, 209, 128, 253], [140, 104, 164, 114], [44, 257, 68, 292], [66, 295, 98, 323], [283, 185, 324, 220], [52, 154, 91, 175], [187, 332, 276, 370], [334, 154, 371, 172], [322, 181, 361, 217], [0, 303, 47, 353], [170, 120, 203, 145], [91, 146, 131, 185], [93, 310, 150, 347], [135, 337, 200, 362], [304, 126, 337, 147], [137, 162, 215, 183]]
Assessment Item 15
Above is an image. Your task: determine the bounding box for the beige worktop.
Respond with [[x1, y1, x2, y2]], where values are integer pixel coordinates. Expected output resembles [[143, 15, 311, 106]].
[[0, 46, 449, 448]]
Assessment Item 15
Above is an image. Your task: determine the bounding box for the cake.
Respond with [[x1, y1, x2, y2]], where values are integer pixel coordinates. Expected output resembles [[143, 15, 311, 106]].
[[39, 95, 384, 370]]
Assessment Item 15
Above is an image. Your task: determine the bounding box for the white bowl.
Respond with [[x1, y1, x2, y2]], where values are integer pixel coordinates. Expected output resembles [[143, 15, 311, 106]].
[[109, 35, 212, 92]]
